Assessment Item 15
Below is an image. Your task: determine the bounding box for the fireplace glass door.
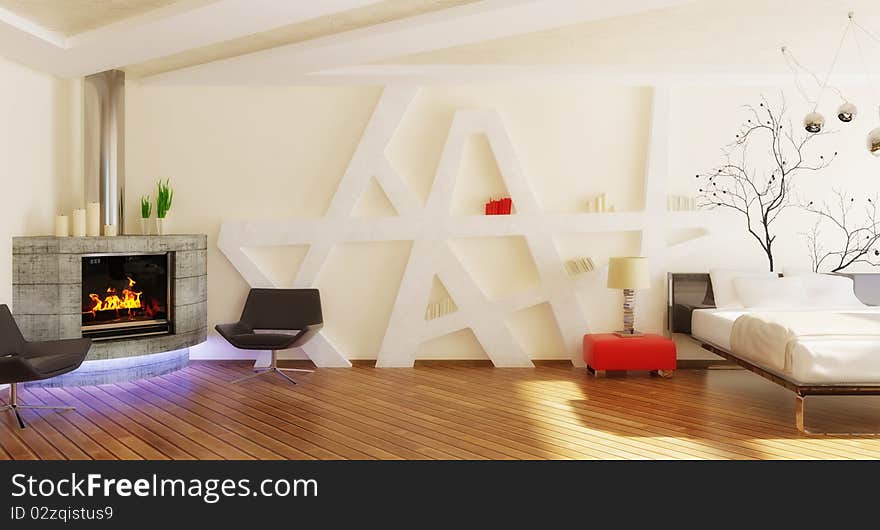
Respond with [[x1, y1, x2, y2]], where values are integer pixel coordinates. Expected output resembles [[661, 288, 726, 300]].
[[81, 253, 172, 339]]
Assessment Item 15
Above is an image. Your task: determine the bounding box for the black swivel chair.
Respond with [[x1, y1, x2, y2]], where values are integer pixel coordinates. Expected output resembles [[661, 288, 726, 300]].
[[216, 289, 323, 385], [0, 305, 92, 429]]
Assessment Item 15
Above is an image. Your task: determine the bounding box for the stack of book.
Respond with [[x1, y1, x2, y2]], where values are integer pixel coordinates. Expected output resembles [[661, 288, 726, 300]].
[[425, 298, 458, 320], [586, 194, 614, 213], [565, 257, 595, 276], [667, 195, 697, 211], [485, 197, 513, 215]]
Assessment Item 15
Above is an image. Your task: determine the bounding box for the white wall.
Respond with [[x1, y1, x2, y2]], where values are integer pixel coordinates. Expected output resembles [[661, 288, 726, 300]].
[[124, 83, 651, 360], [123, 82, 880, 361], [125, 84, 384, 359], [668, 86, 880, 273], [0, 56, 76, 309]]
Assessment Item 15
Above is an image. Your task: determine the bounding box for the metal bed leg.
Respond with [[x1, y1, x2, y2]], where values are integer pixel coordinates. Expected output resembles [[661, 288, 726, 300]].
[[796, 395, 805, 433], [793, 393, 880, 436]]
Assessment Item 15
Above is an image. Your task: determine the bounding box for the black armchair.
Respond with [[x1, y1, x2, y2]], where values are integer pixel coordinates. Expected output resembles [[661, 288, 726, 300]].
[[0, 305, 92, 428], [216, 288, 323, 384]]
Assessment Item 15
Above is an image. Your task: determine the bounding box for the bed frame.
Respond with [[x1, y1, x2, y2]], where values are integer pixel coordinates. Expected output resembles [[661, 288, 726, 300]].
[[667, 272, 880, 435]]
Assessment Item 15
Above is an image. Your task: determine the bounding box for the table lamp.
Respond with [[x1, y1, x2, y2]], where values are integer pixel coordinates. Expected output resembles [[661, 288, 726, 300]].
[[607, 257, 650, 337]]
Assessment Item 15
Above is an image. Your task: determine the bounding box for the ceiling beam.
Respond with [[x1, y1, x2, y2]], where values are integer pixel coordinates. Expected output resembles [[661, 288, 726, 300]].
[[169, 63, 880, 88], [0, 5, 66, 46], [0, 0, 384, 77], [306, 64, 798, 86], [142, 0, 696, 84]]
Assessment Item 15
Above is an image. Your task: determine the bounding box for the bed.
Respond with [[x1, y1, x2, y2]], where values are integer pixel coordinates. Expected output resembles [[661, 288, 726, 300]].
[[668, 272, 880, 434]]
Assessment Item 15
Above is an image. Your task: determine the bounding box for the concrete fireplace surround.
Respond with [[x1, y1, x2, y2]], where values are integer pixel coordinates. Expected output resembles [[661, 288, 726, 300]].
[[12, 235, 207, 386]]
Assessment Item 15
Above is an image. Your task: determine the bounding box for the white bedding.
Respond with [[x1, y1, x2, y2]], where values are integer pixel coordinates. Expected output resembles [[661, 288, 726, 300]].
[[691, 309, 745, 351], [692, 307, 880, 384]]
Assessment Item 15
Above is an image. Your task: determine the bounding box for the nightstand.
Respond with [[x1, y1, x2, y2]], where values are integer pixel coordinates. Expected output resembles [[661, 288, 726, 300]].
[[583, 333, 676, 378]]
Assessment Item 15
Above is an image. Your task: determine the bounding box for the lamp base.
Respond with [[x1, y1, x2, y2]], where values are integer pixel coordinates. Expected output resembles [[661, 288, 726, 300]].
[[617, 288, 641, 338]]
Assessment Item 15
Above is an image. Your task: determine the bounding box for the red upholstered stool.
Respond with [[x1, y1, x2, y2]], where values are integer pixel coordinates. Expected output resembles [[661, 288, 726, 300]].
[[583, 333, 676, 378]]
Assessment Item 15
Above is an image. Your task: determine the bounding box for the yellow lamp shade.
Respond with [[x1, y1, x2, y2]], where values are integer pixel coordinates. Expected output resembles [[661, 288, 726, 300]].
[[607, 257, 650, 290]]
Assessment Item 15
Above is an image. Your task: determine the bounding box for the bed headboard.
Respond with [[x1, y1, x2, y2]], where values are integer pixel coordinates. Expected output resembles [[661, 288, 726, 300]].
[[667, 273, 715, 334], [667, 272, 880, 334], [836, 273, 880, 306]]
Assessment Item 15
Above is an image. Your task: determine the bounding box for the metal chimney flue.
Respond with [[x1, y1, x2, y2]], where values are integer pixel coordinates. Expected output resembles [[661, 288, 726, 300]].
[[84, 70, 125, 235]]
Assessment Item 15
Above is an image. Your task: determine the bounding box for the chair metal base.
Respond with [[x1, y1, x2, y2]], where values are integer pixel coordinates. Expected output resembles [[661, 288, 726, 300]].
[[2, 383, 75, 429], [232, 350, 314, 385]]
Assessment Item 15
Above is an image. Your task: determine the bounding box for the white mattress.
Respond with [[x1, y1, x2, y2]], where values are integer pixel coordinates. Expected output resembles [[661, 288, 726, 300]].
[[692, 307, 880, 384], [691, 308, 745, 351]]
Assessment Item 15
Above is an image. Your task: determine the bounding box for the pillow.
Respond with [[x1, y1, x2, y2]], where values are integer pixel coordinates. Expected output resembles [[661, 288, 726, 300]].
[[709, 268, 778, 308], [733, 277, 806, 309], [781, 272, 866, 308], [701, 281, 716, 306]]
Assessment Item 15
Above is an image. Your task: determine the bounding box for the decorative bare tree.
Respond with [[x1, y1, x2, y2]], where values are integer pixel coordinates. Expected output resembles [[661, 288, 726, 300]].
[[803, 190, 880, 272], [696, 96, 836, 271]]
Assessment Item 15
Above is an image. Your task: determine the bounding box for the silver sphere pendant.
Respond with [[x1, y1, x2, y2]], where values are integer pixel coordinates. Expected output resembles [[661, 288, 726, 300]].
[[837, 101, 857, 123], [804, 111, 825, 133], [868, 127, 880, 157]]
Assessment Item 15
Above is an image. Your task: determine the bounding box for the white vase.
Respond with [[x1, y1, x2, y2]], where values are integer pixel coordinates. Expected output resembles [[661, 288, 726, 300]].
[[140, 218, 150, 235], [156, 217, 167, 235]]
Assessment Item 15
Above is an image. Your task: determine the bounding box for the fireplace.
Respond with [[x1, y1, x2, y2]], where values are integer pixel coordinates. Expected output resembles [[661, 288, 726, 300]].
[[81, 253, 173, 340]]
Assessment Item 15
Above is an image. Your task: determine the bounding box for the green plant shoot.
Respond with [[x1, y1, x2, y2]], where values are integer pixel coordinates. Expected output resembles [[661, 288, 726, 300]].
[[140, 195, 152, 218], [156, 179, 174, 219]]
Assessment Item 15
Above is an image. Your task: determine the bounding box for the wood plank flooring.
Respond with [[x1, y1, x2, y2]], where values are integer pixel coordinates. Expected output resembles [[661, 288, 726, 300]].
[[4, 362, 880, 460]]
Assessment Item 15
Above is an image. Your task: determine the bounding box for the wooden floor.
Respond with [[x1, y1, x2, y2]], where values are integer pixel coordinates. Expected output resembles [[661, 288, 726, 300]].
[[4, 362, 880, 460]]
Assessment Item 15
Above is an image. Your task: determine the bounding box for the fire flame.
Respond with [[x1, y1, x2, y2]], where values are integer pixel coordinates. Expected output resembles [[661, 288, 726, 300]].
[[84, 276, 143, 318]]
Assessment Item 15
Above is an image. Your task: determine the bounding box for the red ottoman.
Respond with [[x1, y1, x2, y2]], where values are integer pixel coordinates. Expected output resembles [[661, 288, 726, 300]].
[[583, 333, 676, 378]]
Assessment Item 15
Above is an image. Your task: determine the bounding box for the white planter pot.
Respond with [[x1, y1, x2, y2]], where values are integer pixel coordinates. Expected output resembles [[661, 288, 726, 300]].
[[140, 218, 150, 235], [156, 217, 167, 235]]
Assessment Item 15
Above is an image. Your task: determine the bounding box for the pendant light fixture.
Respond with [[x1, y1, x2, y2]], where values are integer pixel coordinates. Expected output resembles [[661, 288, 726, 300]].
[[851, 15, 880, 155], [784, 12, 880, 155], [804, 111, 825, 133], [869, 109, 880, 156], [837, 101, 858, 122], [804, 13, 850, 133]]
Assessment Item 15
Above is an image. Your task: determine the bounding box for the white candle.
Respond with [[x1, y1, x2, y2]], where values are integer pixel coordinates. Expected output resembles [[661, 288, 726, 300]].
[[86, 202, 101, 236], [72, 209, 86, 237], [54, 215, 69, 237], [598, 194, 606, 213], [103, 224, 117, 237]]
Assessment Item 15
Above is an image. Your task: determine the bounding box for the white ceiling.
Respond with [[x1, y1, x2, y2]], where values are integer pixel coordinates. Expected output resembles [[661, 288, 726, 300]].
[[389, 0, 880, 74], [0, 0, 187, 36], [0, 0, 393, 76], [124, 0, 481, 78], [2, 0, 880, 86]]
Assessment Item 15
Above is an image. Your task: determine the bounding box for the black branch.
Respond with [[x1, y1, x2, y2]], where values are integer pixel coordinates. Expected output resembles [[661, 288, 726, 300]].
[[802, 190, 880, 272], [695, 96, 835, 271]]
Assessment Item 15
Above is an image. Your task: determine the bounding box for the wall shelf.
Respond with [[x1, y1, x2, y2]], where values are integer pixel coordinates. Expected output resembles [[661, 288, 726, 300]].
[[218, 86, 717, 367]]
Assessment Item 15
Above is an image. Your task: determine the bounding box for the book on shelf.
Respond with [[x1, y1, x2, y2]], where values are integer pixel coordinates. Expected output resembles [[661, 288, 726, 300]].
[[425, 298, 458, 320], [484, 197, 513, 215], [586, 194, 611, 213], [565, 257, 595, 276], [667, 195, 696, 211]]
